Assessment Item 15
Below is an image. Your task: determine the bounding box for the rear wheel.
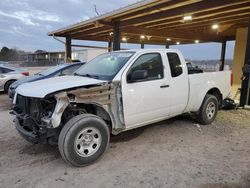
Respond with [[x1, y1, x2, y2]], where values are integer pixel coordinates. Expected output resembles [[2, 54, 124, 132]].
[[4, 80, 16, 93], [197, 94, 218, 125], [58, 114, 110, 167]]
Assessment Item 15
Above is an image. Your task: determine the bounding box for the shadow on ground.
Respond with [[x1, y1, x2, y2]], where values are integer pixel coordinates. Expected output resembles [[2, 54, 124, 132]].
[[110, 114, 197, 143], [0, 92, 11, 111]]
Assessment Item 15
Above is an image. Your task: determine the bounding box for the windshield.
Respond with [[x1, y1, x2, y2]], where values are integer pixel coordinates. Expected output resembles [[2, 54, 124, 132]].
[[38, 64, 67, 76], [74, 52, 135, 80]]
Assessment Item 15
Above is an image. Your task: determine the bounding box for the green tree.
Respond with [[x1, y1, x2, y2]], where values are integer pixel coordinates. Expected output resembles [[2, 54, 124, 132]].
[[0, 47, 20, 61]]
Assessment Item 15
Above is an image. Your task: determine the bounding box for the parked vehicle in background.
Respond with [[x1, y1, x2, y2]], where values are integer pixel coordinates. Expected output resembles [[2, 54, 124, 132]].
[[0, 65, 29, 92], [186, 61, 203, 74], [12, 49, 231, 166], [0, 61, 8, 65], [8, 62, 84, 98]]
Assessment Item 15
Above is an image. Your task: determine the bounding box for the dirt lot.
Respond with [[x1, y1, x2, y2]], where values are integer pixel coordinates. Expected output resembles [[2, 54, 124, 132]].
[[0, 92, 250, 188]]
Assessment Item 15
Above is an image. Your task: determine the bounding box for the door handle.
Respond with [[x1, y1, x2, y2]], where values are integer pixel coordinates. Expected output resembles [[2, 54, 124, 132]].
[[160, 84, 170, 88]]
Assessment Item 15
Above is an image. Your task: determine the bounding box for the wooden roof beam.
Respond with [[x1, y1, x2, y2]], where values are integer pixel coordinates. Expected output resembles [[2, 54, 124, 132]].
[[119, 0, 248, 27], [72, 35, 202, 46], [156, 13, 250, 30], [70, 28, 113, 39], [141, 4, 250, 28], [119, 26, 224, 42], [157, 15, 250, 31], [69, 25, 112, 36], [113, 0, 201, 22]]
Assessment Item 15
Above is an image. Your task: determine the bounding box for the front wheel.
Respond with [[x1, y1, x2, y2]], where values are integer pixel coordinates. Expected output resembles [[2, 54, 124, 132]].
[[58, 114, 110, 167], [197, 94, 218, 125]]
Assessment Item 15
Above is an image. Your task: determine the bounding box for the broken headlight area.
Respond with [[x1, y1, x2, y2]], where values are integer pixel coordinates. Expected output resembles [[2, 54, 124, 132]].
[[14, 94, 56, 121], [13, 94, 58, 144]]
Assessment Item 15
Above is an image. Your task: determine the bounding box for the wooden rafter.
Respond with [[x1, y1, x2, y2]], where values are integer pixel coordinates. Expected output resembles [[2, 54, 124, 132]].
[[141, 4, 250, 28], [118, 0, 248, 27], [49, 0, 250, 45]]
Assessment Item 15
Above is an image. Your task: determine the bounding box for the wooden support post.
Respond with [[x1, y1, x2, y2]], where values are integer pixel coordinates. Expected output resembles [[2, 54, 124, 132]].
[[108, 41, 112, 52], [141, 41, 144, 49], [113, 22, 120, 51], [220, 40, 226, 71], [240, 17, 250, 106], [65, 36, 72, 63]]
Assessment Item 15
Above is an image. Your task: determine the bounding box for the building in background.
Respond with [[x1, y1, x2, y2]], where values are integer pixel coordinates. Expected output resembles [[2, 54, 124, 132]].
[[20, 49, 107, 64]]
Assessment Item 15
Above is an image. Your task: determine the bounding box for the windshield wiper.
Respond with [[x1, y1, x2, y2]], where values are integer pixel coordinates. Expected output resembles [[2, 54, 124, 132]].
[[35, 73, 44, 76], [73, 72, 81, 76], [82, 74, 99, 79], [74, 73, 99, 79]]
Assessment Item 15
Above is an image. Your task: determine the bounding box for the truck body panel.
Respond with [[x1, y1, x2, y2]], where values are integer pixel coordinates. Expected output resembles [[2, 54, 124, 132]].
[[185, 71, 231, 112]]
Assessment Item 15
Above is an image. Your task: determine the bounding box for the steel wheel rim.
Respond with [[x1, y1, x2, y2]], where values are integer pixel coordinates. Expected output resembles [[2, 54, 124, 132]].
[[206, 101, 216, 119], [74, 127, 102, 157]]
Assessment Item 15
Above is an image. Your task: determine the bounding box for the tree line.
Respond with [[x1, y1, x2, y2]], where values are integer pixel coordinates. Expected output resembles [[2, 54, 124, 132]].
[[0, 47, 21, 61], [0, 47, 47, 62]]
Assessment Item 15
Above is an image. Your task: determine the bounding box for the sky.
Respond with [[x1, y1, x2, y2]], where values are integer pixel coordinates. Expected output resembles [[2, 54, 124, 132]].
[[0, 0, 235, 60]]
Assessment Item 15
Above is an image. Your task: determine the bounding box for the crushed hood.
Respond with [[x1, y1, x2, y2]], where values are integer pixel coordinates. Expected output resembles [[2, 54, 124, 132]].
[[16, 75, 107, 98]]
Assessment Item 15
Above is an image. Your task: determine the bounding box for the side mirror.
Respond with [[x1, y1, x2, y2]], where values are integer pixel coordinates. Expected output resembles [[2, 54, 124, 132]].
[[128, 70, 148, 83]]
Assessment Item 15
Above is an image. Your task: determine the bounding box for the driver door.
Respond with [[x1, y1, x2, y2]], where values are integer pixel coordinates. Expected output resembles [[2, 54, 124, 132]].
[[121, 52, 171, 128]]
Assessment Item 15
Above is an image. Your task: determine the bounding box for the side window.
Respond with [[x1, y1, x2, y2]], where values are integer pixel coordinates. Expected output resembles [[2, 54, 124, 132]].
[[0, 68, 3, 74], [61, 65, 81, 75], [5, 68, 13, 73], [167, 53, 183, 77], [127, 53, 163, 83]]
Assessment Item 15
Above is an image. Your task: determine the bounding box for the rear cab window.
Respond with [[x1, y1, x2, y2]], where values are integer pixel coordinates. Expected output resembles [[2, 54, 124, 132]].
[[167, 53, 183, 77]]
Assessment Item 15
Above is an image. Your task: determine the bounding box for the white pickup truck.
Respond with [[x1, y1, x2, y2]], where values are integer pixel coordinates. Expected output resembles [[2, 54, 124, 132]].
[[13, 49, 231, 166]]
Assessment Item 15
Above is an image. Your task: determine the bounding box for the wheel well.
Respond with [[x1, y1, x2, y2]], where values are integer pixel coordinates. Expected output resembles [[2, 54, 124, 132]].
[[4, 79, 16, 90], [206, 88, 222, 107], [62, 103, 112, 130]]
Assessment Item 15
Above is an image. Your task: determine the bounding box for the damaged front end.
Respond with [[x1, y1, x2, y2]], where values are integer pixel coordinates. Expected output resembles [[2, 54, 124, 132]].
[[13, 94, 58, 144], [13, 81, 125, 144]]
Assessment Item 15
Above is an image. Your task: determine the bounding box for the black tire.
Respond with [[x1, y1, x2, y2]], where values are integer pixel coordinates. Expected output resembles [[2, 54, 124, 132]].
[[4, 80, 16, 93], [58, 114, 110, 167], [197, 94, 218, 125]]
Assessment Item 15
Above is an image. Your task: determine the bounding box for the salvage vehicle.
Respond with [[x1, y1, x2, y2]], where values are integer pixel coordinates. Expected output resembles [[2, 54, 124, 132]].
[[0, 65, 29, 93], [12, 49, 231, 166], [8, 62, 84, 99]]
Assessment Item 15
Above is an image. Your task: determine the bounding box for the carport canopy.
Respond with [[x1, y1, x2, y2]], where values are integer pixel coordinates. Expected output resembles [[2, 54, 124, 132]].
[[48, 0, 250, 48]]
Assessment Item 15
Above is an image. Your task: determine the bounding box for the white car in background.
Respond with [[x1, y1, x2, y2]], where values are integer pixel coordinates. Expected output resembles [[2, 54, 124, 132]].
[[0, 65, 29, 92], [0, 61, 8, 65]]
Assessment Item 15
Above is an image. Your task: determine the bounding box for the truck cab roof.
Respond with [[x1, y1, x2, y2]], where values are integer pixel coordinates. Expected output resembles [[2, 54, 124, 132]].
[[115, 49, 181, 53]]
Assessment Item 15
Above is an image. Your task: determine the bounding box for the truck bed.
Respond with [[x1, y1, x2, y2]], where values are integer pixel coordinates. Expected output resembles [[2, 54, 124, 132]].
[[185, 71, 231, 112]]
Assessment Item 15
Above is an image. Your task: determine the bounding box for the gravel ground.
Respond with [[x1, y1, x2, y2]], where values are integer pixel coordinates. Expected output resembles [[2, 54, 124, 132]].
[[0, 93, 250, 188]]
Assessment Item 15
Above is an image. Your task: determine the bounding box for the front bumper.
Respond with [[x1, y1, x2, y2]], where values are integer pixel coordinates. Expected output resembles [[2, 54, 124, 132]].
[[15, 118, 39, 143], [13, 94, 60, 144]]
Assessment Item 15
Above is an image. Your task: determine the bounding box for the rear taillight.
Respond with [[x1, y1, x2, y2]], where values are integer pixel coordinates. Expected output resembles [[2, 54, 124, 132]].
[[22, 72, 29, 76], [231, 72, 233, 86]]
